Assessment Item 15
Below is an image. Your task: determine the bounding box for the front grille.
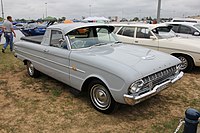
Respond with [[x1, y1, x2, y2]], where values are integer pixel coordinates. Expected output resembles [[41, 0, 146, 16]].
[[138, 66, 177, 95]]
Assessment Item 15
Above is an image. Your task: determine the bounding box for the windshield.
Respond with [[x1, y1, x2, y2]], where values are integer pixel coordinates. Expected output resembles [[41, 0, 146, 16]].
[[152, 26, 176, 39], [194, 24, 200, 31], [67, 26, 118, 49]]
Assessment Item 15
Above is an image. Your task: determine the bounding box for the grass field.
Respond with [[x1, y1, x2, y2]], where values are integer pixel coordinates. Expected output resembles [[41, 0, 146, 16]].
[[0, 45, 199, 133]]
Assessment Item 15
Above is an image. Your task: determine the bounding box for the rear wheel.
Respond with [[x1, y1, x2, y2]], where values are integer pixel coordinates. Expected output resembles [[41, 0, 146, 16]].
[[27, 61, 40, 77], [176, 55, 194, 72], [88, 80, 117, 114]]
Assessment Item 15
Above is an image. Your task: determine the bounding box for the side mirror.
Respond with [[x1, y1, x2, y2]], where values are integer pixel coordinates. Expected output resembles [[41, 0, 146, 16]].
[[193, 32, 200, 36], [150, 36, 157, 40]]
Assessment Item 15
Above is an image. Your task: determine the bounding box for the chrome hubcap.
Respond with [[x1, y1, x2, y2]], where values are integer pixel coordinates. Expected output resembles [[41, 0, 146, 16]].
[[28, 62, 34, 76], [178, 57, 188, 70], [91, 84, 111, 110]]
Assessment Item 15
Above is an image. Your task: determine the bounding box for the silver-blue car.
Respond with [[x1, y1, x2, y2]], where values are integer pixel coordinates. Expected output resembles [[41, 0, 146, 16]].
[[15, 23, 183, 114]]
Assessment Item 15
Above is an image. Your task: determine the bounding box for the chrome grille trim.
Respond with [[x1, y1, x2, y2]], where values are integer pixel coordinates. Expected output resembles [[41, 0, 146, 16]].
[[143, 66, 176, 84], [140, 66, 177, 93]]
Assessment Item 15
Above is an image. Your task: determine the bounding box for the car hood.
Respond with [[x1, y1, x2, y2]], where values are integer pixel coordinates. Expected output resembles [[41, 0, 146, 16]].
[[72, 44, 180, 78]]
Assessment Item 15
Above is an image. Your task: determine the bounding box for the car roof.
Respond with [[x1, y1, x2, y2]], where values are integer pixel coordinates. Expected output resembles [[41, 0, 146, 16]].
[[165, 22, 198, 27], [172, 18, 200, 22], [48, 23, 115, 34], [110, 23, 168, 30]]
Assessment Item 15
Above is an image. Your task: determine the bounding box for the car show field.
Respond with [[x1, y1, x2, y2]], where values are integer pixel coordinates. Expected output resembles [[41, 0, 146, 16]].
[[0, 46, 199, 132], [1, 0, 200, 132]]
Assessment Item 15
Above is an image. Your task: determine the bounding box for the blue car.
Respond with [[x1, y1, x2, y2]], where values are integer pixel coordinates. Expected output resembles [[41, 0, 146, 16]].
[[20, 22, 46, 36], [20, 21, 57, 36], [20, 26, 46, 36]]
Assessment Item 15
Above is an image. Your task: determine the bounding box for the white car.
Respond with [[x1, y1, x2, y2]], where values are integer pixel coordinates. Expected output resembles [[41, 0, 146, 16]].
[[171, 18, 200, 23], [113, 23, 200, 72], [166, 22, 200, 38]]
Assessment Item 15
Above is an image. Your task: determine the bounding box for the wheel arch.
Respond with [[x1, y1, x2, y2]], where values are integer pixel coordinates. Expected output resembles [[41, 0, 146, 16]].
[[171, 53, 195, 65], [23, 59, 28, 65], [81, 76, 109, 93]]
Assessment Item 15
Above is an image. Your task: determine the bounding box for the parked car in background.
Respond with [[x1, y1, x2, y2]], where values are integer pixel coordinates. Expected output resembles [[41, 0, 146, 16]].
[[20, 22, 47, 36], [14, 23, 183, 113], [15, 23, 25, 29], [165, 22, 200, 38], [113, 23, 200, 72], [171, 18, 200, 23]]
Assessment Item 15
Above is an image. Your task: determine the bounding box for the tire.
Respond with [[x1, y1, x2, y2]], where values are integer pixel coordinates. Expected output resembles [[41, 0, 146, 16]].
[[27, 61, 40, 78], [176, 55, 194, 72], [88, 80, 117, 114]]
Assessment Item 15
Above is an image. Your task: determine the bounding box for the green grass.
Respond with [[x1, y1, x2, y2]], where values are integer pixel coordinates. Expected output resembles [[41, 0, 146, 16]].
[[0, 45, 25, 74], [189, 99, 200, 110], [51, 88, 63, 97], [149, 118, 184, 133]]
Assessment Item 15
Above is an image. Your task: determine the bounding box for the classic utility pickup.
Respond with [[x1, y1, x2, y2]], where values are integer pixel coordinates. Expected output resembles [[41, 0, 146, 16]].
[[15, 23, 183, 114]]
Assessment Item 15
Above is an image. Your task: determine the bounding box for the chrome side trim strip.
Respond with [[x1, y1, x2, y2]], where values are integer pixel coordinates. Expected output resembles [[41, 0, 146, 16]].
[[16, 49, 85, 73]]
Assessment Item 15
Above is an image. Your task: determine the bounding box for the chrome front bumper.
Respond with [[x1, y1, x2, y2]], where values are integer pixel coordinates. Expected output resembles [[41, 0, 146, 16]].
[[123, 71, 184, 105]]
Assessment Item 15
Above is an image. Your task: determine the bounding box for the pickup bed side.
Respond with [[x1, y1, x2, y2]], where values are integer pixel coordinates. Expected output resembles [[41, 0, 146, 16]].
[[21, 36, 44, 44]]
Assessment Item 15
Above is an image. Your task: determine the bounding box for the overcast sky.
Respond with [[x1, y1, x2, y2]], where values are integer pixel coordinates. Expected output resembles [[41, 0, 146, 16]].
[[2, 0, 200, 20]]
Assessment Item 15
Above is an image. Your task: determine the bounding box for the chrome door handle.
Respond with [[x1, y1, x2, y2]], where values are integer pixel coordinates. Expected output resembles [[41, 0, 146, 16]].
[[135, 41, 139, 43]]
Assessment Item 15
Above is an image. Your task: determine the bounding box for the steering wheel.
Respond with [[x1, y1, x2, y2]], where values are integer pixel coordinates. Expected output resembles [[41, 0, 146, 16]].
[[71, 40, 86, 49]]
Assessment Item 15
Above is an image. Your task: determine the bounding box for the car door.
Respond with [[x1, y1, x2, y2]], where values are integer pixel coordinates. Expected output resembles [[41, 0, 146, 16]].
[[134, 27, 159, 50], [116, 26, 135, 44], [42, 29, 71, 85], [67, 27, 95, 90]]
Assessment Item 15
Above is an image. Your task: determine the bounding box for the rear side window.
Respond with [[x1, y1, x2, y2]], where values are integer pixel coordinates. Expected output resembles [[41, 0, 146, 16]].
[[117, 27, 135, 37], [178, 25, 192, 34], [136, 27, 152, 39]]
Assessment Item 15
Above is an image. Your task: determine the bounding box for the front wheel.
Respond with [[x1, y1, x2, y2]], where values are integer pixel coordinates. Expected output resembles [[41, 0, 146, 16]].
[[27, 61, 40, 78], [177, 55, 194, 72], [89, 80, 117, 114]]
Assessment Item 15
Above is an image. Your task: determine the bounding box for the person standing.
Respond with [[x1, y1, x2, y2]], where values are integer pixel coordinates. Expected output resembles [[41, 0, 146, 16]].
[[2, 16, 16, 53]]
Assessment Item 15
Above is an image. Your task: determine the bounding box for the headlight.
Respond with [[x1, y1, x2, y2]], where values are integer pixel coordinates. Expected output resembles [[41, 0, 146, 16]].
[[129, 79, 144, 94], [175, 64, 181, 74]]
